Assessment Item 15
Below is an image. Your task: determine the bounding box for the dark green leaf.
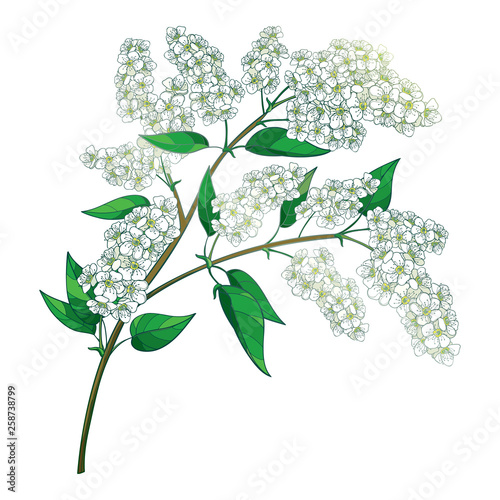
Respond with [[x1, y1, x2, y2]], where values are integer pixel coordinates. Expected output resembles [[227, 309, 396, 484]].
[[279, 168, 317, 228], [198, 167, 219, 236], [245, 127, 330, 157], [359, 159, 400, 214], [215, 285, 270, 376], [66, 253, 100, 324], [40, 291, 96, 334], [130, 313, 195, 352], [140, 131, 209, 154], [82, 195, 150, 220], [227, 270, 284, 325]]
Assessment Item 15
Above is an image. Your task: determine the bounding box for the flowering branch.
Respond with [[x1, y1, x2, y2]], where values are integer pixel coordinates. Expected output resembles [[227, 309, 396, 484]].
[[40, 26, 458, 476]]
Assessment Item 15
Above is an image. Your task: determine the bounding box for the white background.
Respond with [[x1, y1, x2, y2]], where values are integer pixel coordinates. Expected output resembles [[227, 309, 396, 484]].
[[2, 1, 500, 499]]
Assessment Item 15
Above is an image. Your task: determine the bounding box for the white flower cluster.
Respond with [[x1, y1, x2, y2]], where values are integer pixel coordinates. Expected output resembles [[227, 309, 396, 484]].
[[295, 172, 380, 230], [164, 26, 244, 125], [115, 38, 157, 124], [356, 207, 460, 366], [210, 163, 306, 246], [115, 38, 196, 137], [241, 26, 289, 95], [77, 196, 180, 323], [284, 39, 442, 151], [282, 248, 369, 341], [80, 141, 170, 191], [81, 37, 200, 190]]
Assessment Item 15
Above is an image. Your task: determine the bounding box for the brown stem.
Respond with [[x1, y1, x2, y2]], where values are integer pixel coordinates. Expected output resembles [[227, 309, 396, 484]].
[[77, 320, 124, 473], [146, 232, 373, 300], [76, 94, 294, 474]]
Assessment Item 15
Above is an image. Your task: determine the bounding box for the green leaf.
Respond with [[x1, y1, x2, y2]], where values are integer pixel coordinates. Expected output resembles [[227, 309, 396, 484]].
[[40, 291, 96, 334], [130, 313, 195, 352], [245, 127, 330, 157], [66, 253, 100, 324], [215, 285, 270, 376], [279, 168, 317, 228], [88, 347, 104, 357], [359, 159, 400, 214], [227, 270, 284, 325], [82, 195, 150, 220], [198, 167, 219, 236], [140, 131, 210, 154]]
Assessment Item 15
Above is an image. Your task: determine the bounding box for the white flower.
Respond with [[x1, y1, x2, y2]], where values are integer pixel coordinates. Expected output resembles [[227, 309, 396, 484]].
[[111, 300, 138, 323], [367, 207, 390, 231], [292, 275, 319, 301], [338, 306, 361, 331], [388, 289, 416, 317], [409, 293, 441, 326], [78, 264, 98, 293], [94, 271, 124, 302], [314, 247, 335, 267], [422, 322, 450, 349], [411, 337, 428, 357], [369, 82, 401, 115], [104, 221, 126, 248], [433, 344, 460, 367], [220, 203, 245, 226], [282, 265, 299, 287], [122, 280, 148, 304], [411, 217, 435, 245], [251, 179, 276, 204], [130, 73, 154, 95], [139, 208, 171, 240], [367, 278, 394, 306], [212, 219, 230, 236], [226, 228, 249, 247], [152, 196, 178, 224], [117, 51, 143, 75], [328, 287, 352, 312], [381, 251, 414, 285], [316, 208, 344, 229], [242, 71, 269, 94], [295, 201, 312, 220], [421, 98, 442, 126], [356, 259, 379, 288], [119, 258, 151, 281], [307, 188, 331, 212], [117, 99, 141, 123], [97, 248, 122, 272], [123, 169, 153, 191], [302, 258, 326, 283], [120, 227, 151, 260], [80, 146, 98, 169], [95, 148, 119, 169], [87, 297, 116, 317]]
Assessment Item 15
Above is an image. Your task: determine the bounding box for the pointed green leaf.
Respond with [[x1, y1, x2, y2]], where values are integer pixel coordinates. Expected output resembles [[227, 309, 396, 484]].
[[40, 291, 96, 334], [215, 285, 270, 376], [359, 159, 400, 214], [82, 195, 150, 220], [227, 270, 284, 325], [245, 127, 330, 157], [198, 167, 219, 236], [140, 131, 209, 154], [279, 168, 317, 228], [66, 253, 100, 324], [130, 313, 195, 352]]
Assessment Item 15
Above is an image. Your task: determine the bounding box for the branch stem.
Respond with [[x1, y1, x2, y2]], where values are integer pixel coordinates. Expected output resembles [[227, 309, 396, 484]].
[[147, 231, 372, 300], [76, 87, 293, 474]]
